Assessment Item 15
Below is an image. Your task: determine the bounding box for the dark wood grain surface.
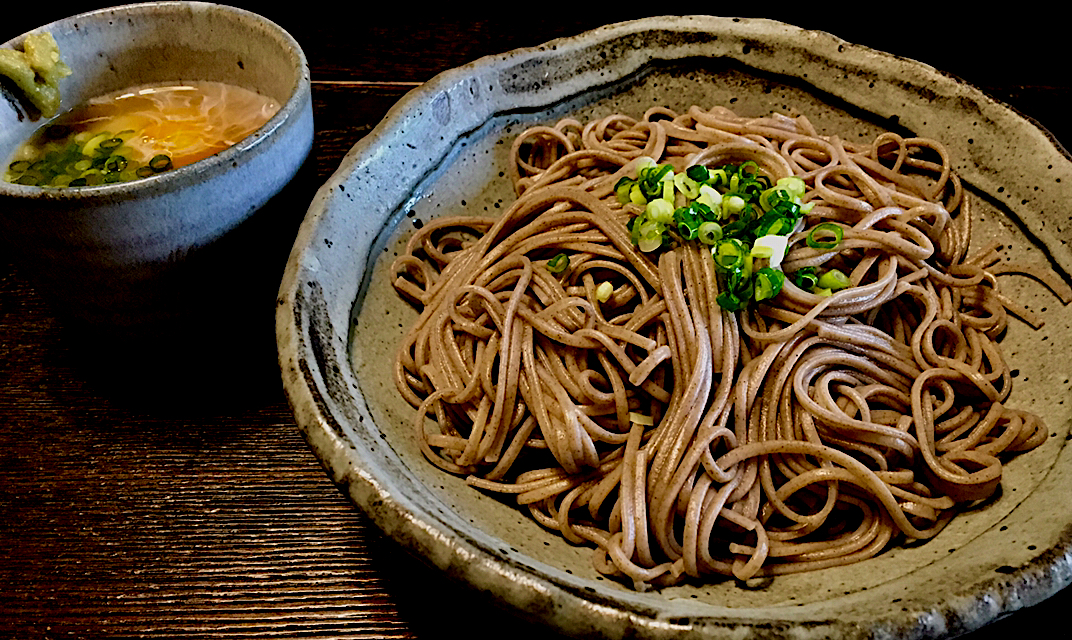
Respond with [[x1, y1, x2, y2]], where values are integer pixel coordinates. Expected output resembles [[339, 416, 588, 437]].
[[2, 6, 1070, 639]]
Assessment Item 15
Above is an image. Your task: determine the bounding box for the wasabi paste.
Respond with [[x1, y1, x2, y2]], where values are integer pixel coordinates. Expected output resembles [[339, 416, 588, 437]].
[[0, 32, 71, 117]]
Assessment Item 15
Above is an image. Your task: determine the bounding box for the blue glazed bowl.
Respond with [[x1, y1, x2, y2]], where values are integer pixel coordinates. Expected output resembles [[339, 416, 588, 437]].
[[0, 2, 313, 330]]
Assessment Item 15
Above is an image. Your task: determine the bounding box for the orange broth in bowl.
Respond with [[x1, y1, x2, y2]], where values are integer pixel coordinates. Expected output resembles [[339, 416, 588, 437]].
[[4, 80, 279, 187]]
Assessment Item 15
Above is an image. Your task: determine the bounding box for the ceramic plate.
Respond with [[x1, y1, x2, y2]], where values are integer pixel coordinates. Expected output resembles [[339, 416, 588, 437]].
[[277, 16, 1072, 639]]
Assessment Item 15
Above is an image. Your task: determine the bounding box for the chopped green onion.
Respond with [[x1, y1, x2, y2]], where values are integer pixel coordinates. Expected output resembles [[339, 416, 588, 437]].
[[635, 217, 665, 253], [661, 178, 674, 202], [615, 176, 634, 204], [635, 156, 657, 171], [807, 222, 844, 250], [149, 154, 173, 172], [646, 198, 674, 224], [104, 155, 128, 173], [817, 269, 851, 291], [674, 206, 701, 240], [648, 164, 673, 182], [547, 253, 569, 274], [692, 202, 716, 222], [637, 163, 674, 200], [759, 187, 787, 211], [98, 137, 123, 152], [739, 161, 760, 177], [686, 165, 710, 182], [775, 176, 806, 198], [621, 159, 823, 312], [716, 291, 748, 311], [723, 195, 746, 215], [5, 123, 177, 187], [754, 211, 794, 237], [82, 132, 111, 156], [792, 267, 818, 290], [595, 281, 614, 303], [696, 221, 723, 245], [629, 183, 647, 205], [696, 184, 722, 214], [708, 168, 729, 187], [754, 267, 785, 302], [726, 264, 753, 295], [629, 214, 641, 245], [712, 238, 747, 271], [673, 172, 700, 199]]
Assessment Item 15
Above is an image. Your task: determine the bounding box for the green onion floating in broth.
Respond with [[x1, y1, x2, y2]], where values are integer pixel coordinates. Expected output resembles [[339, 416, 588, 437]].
[[4, 81, 280, 188]]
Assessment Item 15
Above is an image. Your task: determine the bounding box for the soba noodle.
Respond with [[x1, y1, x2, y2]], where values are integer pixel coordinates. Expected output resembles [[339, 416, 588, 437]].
[[390, 105, 1071, 589]]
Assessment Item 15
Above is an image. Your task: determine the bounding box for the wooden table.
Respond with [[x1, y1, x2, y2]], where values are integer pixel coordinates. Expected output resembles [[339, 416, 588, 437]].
[[3, 7, 1070, 638]]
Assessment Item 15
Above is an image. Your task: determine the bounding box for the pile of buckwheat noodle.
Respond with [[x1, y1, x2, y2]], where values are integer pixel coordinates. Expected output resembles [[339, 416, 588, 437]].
[[390, 104, 1071, 590]]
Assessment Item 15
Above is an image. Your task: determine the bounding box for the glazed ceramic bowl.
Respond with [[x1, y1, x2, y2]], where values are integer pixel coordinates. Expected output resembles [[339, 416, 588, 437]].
[[278, 16, 1072, 640], [0, 2, 313, 330]]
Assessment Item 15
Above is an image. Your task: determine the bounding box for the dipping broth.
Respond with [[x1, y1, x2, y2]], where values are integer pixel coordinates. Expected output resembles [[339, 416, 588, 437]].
[[4, 81, 280, 187]]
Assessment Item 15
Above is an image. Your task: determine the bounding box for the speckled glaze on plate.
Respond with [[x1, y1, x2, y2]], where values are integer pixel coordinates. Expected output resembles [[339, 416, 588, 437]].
[[277, 16, 1072, 640]]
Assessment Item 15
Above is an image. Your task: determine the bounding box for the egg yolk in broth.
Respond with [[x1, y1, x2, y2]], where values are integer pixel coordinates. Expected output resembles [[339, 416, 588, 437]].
[[5, 81, 280, 187]]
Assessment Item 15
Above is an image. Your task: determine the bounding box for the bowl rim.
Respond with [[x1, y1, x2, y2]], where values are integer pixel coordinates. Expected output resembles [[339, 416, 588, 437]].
[[0, 0, 310, 201]]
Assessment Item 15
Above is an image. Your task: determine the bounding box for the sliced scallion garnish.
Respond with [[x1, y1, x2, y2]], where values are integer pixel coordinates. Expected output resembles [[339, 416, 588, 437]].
[[696, 221, 723, 245], [104, 155, 128, 173], [98, 137, 123, 152], [595, 281, 614, 303], [5, 124, 177, 188], [754, 267, 785, 302], [713, 238, 747, 270], [686, 164, 710, 182], [547, 253, 569, 274], [618, 158, 845, 311], [817, 269, 851, 291], [792, 267, 818, 290], [149, 154, 173, 172], [807, 222, 844, 250]]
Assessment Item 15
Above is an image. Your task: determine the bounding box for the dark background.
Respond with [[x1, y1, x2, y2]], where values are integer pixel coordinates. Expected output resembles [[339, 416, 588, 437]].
[[2, 4, 1070, 640], [7, 6, 1069, 161], [6, 7, 1070, 108]]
